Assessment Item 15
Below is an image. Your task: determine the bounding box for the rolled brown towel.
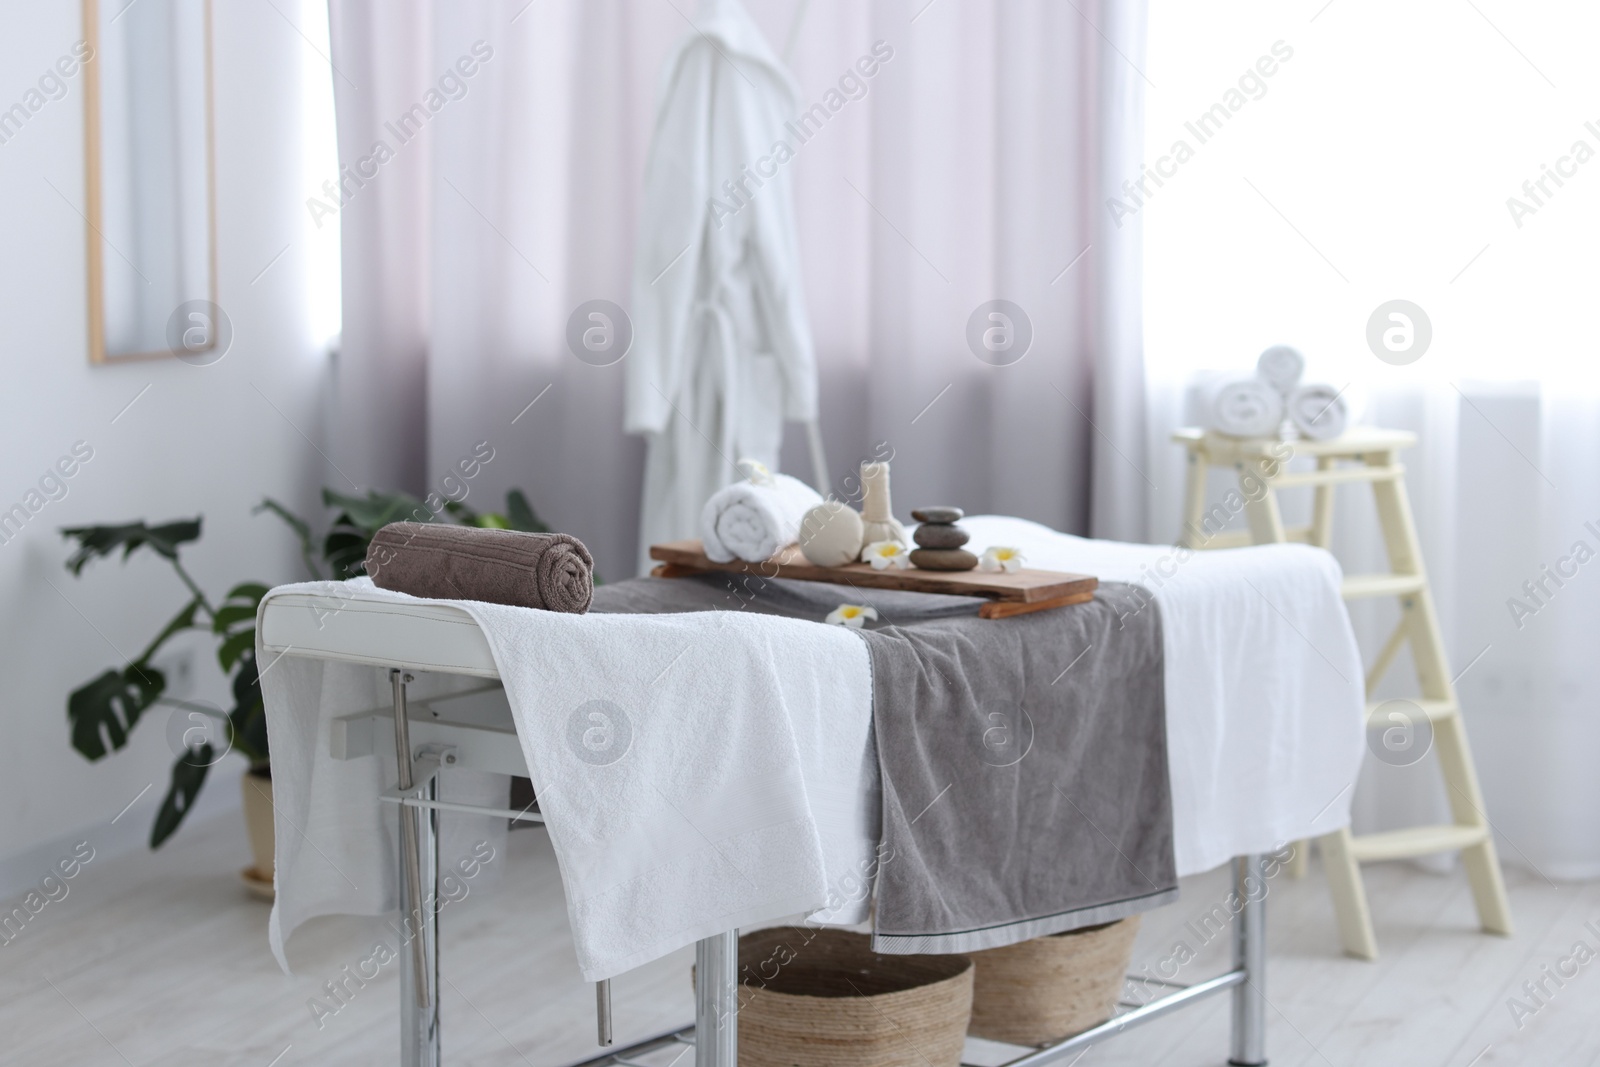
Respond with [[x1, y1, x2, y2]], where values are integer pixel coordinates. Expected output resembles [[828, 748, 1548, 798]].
[[365, 522, 594, 613]]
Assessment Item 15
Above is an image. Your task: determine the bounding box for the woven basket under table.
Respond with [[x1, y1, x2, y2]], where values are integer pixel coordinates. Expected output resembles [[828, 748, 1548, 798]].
[[967, 916, 1142, 1046], [732, 926, 974, 1067]]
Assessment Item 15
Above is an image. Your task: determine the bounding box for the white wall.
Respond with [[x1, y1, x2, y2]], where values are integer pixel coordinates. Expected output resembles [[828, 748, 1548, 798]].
[[0, 1, 329, 889]]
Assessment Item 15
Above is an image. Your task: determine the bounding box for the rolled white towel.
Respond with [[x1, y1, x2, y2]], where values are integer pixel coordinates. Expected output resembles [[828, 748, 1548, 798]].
[[1288, 382, 1348, 441], [701, 463, 824, 563], [1203, 374, 1285, 438], [1256, 345, 1305, 395]]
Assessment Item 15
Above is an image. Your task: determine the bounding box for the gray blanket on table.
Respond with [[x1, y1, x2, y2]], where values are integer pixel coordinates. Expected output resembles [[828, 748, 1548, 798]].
[[589, 571, 1176, 954]]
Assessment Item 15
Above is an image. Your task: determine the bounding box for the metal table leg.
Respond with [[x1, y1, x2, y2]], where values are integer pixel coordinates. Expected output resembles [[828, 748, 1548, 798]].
[[394, 671, 441, 1067], [695, 930, 738, 1067], [1229, 854, 1268, 1066]]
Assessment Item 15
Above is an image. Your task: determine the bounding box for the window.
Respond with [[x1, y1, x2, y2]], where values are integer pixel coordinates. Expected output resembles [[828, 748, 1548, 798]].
[[1143, 0, 1599, 389], [299, 0, 340, 350]]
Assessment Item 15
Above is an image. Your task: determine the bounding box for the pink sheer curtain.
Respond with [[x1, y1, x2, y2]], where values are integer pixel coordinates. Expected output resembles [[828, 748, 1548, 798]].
[[328, 0, 1148, 579], [326, 0, 432, 495]]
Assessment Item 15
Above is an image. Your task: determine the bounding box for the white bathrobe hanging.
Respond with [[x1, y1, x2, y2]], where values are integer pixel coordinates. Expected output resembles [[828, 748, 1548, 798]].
[[625, 0, 818, 574]]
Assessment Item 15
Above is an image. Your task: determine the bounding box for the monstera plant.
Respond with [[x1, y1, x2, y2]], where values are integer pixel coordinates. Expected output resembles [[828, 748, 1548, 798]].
[[63, 487, 547, 848]]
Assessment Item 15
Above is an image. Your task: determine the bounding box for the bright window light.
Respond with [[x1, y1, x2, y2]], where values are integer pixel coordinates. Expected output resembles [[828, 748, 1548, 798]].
[[299, 0, 341, 350], [1143, 0, 1600, 390]]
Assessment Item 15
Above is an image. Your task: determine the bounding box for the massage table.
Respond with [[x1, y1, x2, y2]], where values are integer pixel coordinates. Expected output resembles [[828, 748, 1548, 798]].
[[260, 585, 1272, 1067]]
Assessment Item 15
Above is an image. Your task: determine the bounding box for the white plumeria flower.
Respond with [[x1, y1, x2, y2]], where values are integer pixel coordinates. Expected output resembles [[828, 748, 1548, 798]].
[[979, 546, 1025, 573], [861, 540, 911, 570], [736, 457, 775, 486], [825, 604, 879, 628]]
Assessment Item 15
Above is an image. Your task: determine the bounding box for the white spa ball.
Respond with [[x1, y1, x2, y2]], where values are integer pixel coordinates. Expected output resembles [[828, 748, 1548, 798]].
[[797, 501, 866, 567]]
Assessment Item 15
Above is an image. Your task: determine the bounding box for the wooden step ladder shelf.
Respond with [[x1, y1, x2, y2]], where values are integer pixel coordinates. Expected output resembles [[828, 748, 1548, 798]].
[[1341, 574, 1429, 600], [1365, 697, 1458, 725], [1347, 824, 1491, 864], [1173, 426, 1513, 960]]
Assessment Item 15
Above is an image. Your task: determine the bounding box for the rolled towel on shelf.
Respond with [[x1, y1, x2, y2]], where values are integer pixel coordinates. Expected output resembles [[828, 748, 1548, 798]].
[[1201, 374, 1285, 438], [366, 522, 595, 613], [1256, 344, 1305, 395], [701, 467, 823, 563], [1288, 382, 1349, 441]]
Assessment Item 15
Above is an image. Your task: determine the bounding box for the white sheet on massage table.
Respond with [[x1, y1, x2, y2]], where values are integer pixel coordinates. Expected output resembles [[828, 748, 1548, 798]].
[[258, 520, 1363, 979]]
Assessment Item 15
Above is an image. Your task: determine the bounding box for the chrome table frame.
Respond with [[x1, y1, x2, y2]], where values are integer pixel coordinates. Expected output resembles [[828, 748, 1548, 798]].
[[369, 670, 1269, 1067]]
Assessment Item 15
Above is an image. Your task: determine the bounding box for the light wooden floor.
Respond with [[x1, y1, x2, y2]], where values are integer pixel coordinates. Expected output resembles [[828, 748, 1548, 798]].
[[3, 814, 1597, 1066]]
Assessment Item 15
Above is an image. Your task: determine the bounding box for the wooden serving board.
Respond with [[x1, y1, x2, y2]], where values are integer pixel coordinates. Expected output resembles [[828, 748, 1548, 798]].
[[648, 540, 1098, 619]]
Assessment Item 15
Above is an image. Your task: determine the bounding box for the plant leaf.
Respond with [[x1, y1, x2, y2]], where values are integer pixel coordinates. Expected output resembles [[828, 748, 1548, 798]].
[[505, 489, 548, 533], [60, 519, 202, 575], [212, 584, 268, 633], [320, 488, 432, 535], [228, 650, 268, 764], [321, 517, 371, 580], [213, 582, 267, 672], [134, 596, 203, 666], [225, 581, 271, 603], [68, 666, 164, 760], [320, 489, 435, 579], [253, 498, 310, 543], [150, 744, 212, 848], [211, 604, 258, 630], [255, 498, 325, 580], [216, 630, 255, 672]]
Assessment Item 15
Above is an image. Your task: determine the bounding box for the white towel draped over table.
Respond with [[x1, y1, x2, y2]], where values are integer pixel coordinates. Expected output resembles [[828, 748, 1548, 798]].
[[260, 578, 875, 982]]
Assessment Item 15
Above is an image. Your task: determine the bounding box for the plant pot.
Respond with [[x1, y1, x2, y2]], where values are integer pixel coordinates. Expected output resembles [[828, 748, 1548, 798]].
[[732, 927, 973, 1067], [240, 768, 275, 900], [967, 916, 1141, 1046]]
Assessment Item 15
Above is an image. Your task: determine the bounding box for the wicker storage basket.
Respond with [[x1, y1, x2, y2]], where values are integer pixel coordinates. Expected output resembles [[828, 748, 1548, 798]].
[[734, 927, 974, 1067], [967, 916, 1141, 1046]]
